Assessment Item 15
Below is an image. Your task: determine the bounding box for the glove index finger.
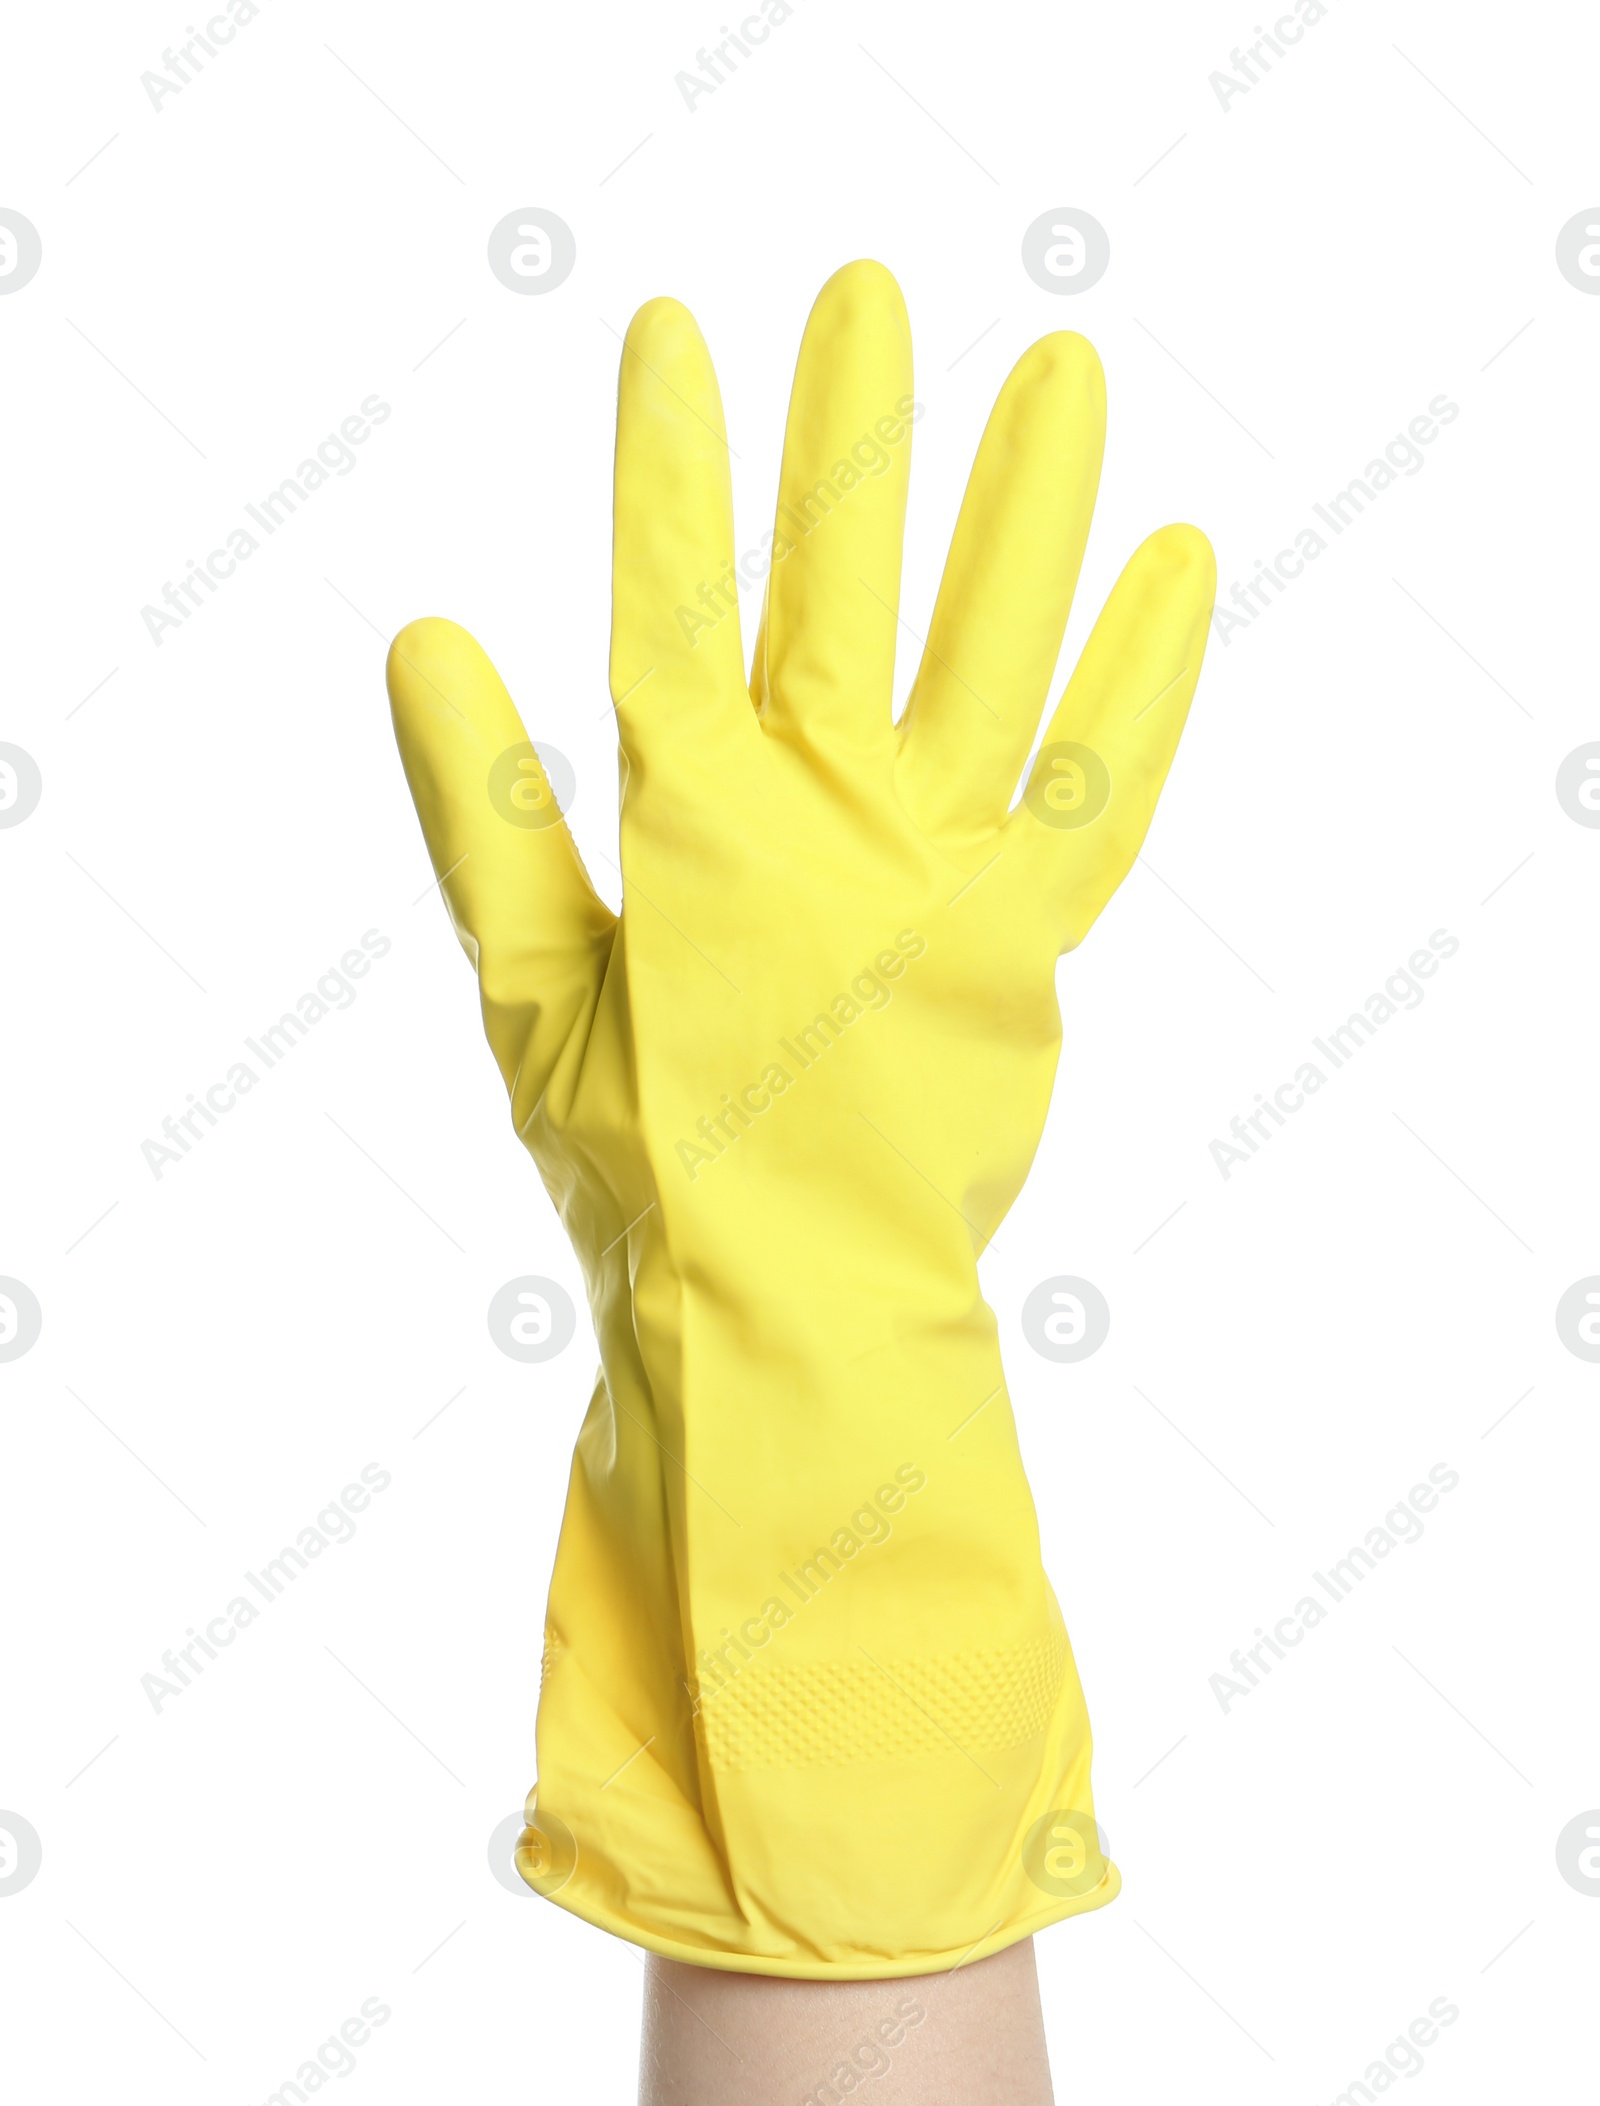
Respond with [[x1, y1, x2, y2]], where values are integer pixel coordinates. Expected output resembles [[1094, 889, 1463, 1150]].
[[610, 297, 752, 760], [387, 617, 613, 1087]]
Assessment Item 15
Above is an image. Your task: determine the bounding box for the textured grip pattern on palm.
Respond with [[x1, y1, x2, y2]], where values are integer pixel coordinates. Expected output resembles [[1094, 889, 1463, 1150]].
[[693, 1629, 1071, 1770]]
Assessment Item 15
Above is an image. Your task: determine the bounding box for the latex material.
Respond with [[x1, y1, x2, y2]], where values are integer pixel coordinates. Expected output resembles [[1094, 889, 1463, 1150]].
[[386, 260, 1215, 1978]]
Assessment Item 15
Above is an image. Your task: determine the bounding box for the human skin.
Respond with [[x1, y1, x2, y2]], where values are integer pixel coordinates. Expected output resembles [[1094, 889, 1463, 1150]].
[[638, 1938, 1053, 2104]]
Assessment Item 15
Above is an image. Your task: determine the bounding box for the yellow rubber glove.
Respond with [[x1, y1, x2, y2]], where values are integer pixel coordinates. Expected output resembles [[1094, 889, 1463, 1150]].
[[387, 259, 1214, 1979]]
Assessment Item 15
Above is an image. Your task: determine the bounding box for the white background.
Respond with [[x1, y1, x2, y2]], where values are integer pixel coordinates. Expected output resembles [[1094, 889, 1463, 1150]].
[[3, 0, 1597, 2098]]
